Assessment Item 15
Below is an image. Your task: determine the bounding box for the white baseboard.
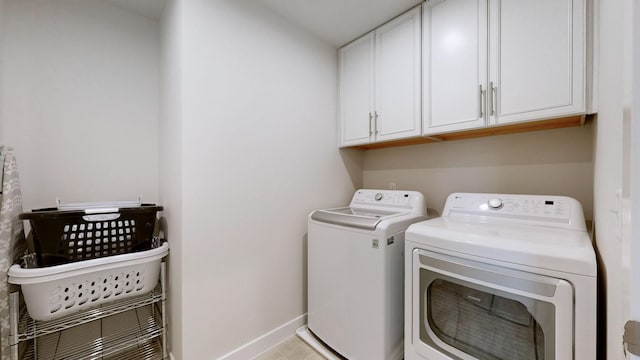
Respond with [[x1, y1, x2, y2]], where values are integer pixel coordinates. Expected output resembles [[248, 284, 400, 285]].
[[217, 314, 308, 360]]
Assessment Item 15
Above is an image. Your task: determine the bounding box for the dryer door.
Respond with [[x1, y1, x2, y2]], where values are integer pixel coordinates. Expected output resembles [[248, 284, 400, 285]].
[[410, 249, 573, 360]]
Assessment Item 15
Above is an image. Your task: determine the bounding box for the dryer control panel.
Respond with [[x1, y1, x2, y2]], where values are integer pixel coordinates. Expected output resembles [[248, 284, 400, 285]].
[[443, 193, 586, 231]]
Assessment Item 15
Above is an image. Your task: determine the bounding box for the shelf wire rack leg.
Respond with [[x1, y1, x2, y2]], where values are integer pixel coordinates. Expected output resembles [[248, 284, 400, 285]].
[[9, 291, 19, 360], [161, 261, 167, 359]]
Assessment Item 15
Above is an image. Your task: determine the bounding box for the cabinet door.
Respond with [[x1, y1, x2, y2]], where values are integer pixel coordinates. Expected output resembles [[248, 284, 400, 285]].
[[374, 7, 422, 142], [340, 33, 375, 147], [488, 0, 585, 125], [423, 0, 488, 135]]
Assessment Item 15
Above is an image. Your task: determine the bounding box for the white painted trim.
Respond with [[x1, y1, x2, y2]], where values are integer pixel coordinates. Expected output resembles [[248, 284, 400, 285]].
[[630, 0, 640, 359], [631, 0, 640, 323], [217, 314, 308, 360]]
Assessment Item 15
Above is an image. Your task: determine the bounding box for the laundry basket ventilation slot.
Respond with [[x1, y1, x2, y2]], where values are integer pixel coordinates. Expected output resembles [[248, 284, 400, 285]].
[[49, 268, 147, 316], [62, 220, 137, 259]]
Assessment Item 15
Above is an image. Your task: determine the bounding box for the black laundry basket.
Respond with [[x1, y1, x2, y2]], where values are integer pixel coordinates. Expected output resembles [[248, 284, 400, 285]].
[[20, 204, 163, 267]]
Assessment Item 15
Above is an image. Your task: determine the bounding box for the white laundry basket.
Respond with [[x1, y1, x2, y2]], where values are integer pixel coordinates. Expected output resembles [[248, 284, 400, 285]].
[[8, 242, 168, 321]]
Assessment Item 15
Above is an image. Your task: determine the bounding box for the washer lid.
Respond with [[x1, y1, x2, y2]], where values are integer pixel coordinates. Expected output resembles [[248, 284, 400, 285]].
[[406, 217, 596, 276], [311, 207, 403, 230]]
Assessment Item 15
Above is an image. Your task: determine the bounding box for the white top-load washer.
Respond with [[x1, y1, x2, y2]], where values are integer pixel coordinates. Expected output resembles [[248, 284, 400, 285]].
[[298, 189, 426, 360], [405, 193, 596, 360]]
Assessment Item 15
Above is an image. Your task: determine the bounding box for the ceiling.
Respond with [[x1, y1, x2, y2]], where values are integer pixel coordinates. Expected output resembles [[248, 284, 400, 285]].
[[104, 0, 421, 47], [257, 0, 422, 46]]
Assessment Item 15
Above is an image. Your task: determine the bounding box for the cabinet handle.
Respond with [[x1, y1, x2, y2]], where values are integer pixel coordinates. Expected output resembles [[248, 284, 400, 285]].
[[490, 82, 497, 116], [374, 111, 379, 135], [479, 85, 485, 118], [369, 112, 373, 136]]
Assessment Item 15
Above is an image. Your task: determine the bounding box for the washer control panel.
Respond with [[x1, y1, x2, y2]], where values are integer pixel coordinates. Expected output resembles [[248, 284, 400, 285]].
[[350, 189, 426, 215], [443, 193, 586, 230]]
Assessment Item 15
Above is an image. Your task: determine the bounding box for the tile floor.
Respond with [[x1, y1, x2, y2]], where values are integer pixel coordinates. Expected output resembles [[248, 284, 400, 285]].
[[38, 311, 320, 360], [35, 307, 162, 360], [252, 335, 325, 360]]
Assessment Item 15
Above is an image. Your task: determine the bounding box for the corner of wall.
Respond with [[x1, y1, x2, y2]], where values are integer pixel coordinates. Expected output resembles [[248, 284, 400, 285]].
[[339, 148, 365, 189], [159, 0, 184, 359]]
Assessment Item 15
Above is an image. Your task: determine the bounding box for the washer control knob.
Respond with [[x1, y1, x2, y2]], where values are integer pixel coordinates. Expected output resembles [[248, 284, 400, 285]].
[[375, 193, 384, 201], [488, 198, 503, 209]]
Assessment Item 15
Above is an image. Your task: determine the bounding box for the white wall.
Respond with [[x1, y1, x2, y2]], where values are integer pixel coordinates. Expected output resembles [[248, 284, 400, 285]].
[[1, 0, 160, 209], [164, 1, 361, 358], [160, 0, 184, 358], [594, 0, 631, 358], [364, 123, 594, 219]]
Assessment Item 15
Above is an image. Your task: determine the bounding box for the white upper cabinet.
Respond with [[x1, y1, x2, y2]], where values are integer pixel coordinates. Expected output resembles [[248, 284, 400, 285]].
[[340, 33, 375, 146], [423, 0, 488, 134], [374, 8, 422, 142], [423, 0, 586, 135], [340, 7, 421, 147], [489, 0, 585, 125]]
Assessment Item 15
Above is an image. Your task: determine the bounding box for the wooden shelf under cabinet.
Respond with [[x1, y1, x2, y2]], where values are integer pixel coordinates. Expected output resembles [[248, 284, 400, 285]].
[[349, 115, 588, 150]]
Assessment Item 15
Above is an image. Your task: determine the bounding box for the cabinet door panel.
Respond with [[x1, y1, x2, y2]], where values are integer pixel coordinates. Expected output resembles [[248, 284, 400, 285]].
[[490, 0, 584, 124], [375, 7, 422, 142], [423, 0, 488, 135], [340, 33, 374, 146]]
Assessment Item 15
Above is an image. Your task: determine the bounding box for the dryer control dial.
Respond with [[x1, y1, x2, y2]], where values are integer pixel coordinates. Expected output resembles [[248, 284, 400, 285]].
[[488, 198, 503, 209], [375, 193, 384, 201]]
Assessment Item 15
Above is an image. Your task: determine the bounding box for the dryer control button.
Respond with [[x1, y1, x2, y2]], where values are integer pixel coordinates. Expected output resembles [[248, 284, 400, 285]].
[[375, 193, 384, 201], [488, 198, 503, 209]]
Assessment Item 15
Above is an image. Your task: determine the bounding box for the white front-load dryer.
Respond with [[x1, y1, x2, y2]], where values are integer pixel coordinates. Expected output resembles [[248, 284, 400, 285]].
[[404, 193, 597, 360], [299, 189, 426, 360]]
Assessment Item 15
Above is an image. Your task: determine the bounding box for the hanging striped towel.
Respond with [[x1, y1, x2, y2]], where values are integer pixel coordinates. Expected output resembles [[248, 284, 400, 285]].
[[0, 148, 27, 360]]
